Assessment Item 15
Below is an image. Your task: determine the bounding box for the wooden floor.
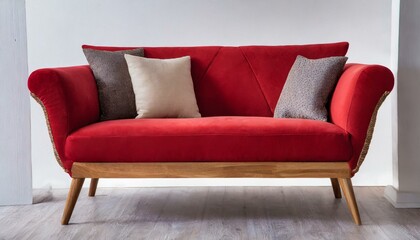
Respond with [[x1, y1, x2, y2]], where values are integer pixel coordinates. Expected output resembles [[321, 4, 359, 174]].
[[1, 187, 420, 240]]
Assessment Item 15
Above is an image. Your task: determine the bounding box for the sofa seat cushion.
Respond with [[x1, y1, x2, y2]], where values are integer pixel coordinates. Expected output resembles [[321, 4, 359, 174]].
[[65, 117, 352, 163]]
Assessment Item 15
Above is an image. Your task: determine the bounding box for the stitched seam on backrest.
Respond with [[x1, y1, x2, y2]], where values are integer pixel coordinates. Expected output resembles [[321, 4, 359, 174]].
[[240, 48, 273, 115], [198, 47, 222, 84]]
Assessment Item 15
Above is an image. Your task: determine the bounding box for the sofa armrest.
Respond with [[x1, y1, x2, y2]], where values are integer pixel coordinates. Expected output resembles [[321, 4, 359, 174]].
[[330, 64, 394, 174], [28, 66, 99, 172]]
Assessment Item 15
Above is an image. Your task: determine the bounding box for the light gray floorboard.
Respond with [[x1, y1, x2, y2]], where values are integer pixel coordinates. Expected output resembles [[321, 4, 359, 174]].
[[0, 186, 419, 240]]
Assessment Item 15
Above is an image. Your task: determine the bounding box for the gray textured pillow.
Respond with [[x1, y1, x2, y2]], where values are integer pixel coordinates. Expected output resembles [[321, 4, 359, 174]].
[[274, 55, 348, 121], [83, 48, 144, 120]]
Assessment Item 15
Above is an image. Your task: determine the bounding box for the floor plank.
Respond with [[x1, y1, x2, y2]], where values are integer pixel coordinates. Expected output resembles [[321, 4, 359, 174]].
[[0, 187, 419, 240]]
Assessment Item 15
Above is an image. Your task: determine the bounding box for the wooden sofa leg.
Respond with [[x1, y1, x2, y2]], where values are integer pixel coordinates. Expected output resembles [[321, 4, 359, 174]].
[[88, 178, 99, 197], [61, 178, 85, 225], [330, 178, 342, 199], [338, 178, 361, 225]]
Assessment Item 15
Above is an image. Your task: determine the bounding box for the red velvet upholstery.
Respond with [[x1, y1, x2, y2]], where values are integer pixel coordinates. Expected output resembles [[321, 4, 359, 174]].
[[66, 117, 352, 163], [28, 66, 99, 171], [82, 42, 349, 116], [330, 64, 394, 172], [28, 42, 394, 175]]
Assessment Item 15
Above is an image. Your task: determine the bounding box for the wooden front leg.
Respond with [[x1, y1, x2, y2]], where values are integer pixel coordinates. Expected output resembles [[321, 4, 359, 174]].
[[61, 178, 85, 225], [338, 178, 361, 225]]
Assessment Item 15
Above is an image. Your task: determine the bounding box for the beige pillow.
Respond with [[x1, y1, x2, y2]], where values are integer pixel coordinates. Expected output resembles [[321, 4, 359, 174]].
[[124, 54, 201, 118]]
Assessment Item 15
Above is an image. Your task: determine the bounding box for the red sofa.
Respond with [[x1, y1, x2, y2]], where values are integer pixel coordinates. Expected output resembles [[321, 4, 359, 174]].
[[28, 42, 394, 225]]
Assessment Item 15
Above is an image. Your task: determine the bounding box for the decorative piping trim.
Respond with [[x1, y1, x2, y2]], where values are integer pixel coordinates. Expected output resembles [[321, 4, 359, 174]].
[[31, 93, 68, 173], [352, 91, 390, 174]]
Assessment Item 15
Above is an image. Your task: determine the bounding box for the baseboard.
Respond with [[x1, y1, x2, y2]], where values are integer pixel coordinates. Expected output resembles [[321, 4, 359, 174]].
[[384, 185, 420, 208]]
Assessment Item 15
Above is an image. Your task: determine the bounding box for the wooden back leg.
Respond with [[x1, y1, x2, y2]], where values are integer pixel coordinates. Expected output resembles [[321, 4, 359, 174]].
[[338, 178, 361, 225], [88, 178, 99, 197], [330, 178, 342, 198], [61, 178, 85, 225]]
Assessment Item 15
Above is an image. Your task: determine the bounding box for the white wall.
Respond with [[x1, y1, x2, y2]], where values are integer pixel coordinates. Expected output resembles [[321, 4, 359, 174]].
[[395, 0, 420, 193], [390, 0, 400, 191], [26, 0, 394, 188], [385, 0, 420, 208], [0, 0, 32, 204]]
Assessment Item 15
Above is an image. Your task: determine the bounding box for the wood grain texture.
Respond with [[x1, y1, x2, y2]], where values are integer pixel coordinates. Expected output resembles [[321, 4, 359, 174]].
[[338, 178, 361, 225], [88, 178, 99, 197], [71, 162, 351, 179], [1, 187, 420, 239], [330, 178, 342, 199], [0, 0, 32, 206], [61, 178, 85, 225]]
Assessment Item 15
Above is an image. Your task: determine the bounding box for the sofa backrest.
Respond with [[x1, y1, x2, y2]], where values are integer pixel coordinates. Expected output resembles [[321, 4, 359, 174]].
[[83, 42, 349, 117]]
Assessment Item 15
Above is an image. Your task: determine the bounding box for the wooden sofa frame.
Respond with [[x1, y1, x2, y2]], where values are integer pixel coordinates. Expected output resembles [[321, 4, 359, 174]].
[[61, 91, 390, 226], [63, 162, 360, 225]]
